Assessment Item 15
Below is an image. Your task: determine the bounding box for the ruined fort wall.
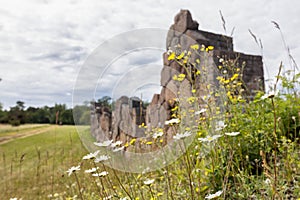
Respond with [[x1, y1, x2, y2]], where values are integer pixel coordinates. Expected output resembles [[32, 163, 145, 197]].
[[90, 9, 264, 146]]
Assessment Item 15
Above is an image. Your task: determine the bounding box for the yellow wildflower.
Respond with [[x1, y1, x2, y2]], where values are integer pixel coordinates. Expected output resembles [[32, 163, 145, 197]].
[[191, 44, 199, 50], [130, 138, 136, 145], [157, 192, 164, 197], [146, 141, 153, 145], [177, 73, 186, 81], [230, 73, 239, 81], [183, 56, 188, 64], [171, 106, 178, 111], [200, 45, 205, 51], [208, 45, 214, 50], [187, 96, 197, 103], [168, 52, 175, 60], [172, 74, 178, 81], [176, 52, 185, 60], [227, 91, 231, 97]]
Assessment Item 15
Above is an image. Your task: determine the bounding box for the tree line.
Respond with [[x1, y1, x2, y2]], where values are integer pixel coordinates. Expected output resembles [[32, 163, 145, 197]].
[[0, 96, 149, 126], [0, 101, 91, 126]]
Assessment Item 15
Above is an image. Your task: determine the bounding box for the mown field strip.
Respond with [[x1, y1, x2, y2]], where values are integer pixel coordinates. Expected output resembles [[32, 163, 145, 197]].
[[0, 125, 53, 145]]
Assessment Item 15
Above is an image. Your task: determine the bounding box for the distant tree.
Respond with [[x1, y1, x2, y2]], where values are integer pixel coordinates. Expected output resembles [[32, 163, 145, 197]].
[[73, 104, 90, 125], [8, 101, 26, 126], [0, 101, 77, 125], [97, 96, 112, 109], [45, 104, 75, 125], [79, 110, 90, 125], [0, 103, 4, 122], [0, 103, 8, 123], [60, 109, 74, 125], [16, 101, 25, 110], [26, 106, 50, 124]]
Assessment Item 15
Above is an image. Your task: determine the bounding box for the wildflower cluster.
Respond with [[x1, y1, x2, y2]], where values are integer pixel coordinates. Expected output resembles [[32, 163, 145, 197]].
[[62, 42, 300, 199]]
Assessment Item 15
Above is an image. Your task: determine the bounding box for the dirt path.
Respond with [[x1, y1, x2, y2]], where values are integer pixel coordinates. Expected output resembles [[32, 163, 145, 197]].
[[0, 126, 54, 145]]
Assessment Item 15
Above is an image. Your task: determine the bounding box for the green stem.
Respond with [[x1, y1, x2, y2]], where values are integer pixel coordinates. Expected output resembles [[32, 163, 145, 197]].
[[74, 173, 84, 200]]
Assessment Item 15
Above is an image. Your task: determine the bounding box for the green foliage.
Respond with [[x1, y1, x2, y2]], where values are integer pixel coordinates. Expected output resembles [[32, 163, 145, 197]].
[[7, 101, 26, 125], [9, 119, 21, 126], [73, 104, 90, 125], [97, 96, 112, 109], [0, 102, 76, 125]]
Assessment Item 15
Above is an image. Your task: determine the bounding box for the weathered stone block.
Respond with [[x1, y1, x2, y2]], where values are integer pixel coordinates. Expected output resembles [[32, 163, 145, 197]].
[[173, 9, 199, 33]]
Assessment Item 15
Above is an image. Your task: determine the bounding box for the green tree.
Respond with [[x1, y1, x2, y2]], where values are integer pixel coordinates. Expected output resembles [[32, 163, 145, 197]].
[[73, 104, 90, 125], [8, 101, 26, 126], [26, 106, 50, 124], [97, 96, 112, 108]]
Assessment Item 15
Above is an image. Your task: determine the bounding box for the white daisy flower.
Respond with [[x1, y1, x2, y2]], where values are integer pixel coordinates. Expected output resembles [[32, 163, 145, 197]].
[[82, 150, 100, 160], [153, 131, 164, 139], [198, 135, 222, 142], [142, 167, 151, 174], [167, 48, 173, 55], [66, 165, 80, 176], [111, 141, 122, 148], [103, 195, 113, 200], [225, 132, 240, 136], [165, 118, 180, 125], [205, 190, 223, 199], [173, 131, 192, 140], [94, 155, 110, 163], [92, 171, 108, 177], [195, 108, 207, 115], [94, 140, 113, 147], [84, 167, 98, 173], [215, 121, 227, 131], [264, 178, 271, 185], [143, 179, 155, 185], [113, 146, 125, 152]]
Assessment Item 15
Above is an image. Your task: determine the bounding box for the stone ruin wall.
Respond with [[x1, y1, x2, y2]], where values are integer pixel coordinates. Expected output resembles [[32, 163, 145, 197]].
[[90, 10, 264, 148]]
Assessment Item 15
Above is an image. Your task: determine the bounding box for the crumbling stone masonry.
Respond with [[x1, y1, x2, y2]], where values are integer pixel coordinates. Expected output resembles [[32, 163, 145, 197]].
[[90, 9, 264, 147]]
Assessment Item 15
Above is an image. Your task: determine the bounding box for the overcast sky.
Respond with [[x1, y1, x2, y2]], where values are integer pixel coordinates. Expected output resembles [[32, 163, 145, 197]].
[[0, 0, 299, 109]]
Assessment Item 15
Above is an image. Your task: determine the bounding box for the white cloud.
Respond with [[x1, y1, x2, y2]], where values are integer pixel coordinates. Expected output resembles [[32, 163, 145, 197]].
[[0, 0, 299, 109]]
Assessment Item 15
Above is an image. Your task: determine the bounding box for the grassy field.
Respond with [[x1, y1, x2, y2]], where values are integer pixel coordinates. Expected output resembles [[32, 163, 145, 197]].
[[0, 125, 90, 199], [0, 117, 299, 199], [0, 124, 50, 138]]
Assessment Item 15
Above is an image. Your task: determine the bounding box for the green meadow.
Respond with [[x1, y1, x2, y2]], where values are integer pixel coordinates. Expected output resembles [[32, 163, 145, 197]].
[[0, 125, 89, 199]]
